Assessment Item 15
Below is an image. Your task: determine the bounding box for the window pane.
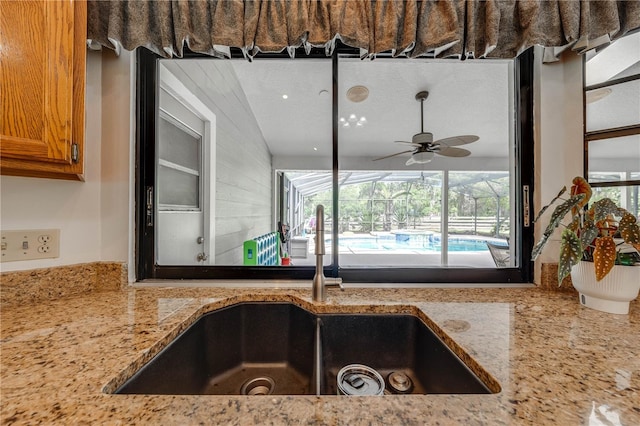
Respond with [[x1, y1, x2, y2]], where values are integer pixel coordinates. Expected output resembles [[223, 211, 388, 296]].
[[586, 79, 640, 132], [336, 171, 443, 267], [158, 116, 202, 171], [447, 172, 512, 267], [158, 164, 199, 208], [232, 59, 333, 266], [584, 33, 640, 224], [282, 171, 334, 263], [587, 134, 640, 182], [590, 186, 639, 217], [337, 56, 515, 269], [157, 116, 202, 210]]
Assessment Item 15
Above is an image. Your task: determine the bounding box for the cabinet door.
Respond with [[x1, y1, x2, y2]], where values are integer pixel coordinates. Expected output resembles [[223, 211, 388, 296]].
[[0, 0, 85, 180]]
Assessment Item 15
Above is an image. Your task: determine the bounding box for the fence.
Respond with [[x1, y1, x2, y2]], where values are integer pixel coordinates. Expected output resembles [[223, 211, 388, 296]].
[[337, 216, 510, 237]]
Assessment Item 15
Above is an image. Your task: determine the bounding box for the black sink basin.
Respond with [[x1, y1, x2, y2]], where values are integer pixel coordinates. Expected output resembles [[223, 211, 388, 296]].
[[114, 302, 498, 395], [116, 303, 316, 395], [320, 314, 491, 394]]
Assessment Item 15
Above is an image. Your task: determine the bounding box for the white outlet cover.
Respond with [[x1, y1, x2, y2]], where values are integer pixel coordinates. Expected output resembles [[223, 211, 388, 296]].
[[1, 229, 60, 262]]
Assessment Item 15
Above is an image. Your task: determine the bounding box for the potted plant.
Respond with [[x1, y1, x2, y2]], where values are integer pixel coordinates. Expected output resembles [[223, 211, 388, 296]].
[[532, 176, 640, 314]]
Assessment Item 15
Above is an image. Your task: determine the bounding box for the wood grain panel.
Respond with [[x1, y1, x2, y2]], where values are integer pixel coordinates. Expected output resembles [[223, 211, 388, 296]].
[[71, 0, 86, 172], [43, 0, 74, 162], [0, 1, 46, 144], [1, 0, 85, 180]]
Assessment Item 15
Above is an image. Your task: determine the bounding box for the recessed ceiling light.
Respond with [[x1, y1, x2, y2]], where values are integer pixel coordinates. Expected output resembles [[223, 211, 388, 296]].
[[346, 85, 369, 102], [282, 94, 288, 99], [313, 147, 318, 151]]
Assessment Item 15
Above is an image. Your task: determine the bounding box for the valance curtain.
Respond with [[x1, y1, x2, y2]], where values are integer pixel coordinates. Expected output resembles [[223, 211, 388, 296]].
[[87, 0, 640, 60]]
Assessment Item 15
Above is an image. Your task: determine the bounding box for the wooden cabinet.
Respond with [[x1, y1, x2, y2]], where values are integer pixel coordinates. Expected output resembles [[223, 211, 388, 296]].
[[0, 0, 86, 180]]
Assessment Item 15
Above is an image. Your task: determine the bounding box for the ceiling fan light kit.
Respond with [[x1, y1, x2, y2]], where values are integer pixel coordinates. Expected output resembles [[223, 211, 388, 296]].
[[408, 151, 435, 164], [340, 115, 367, 128], [373, 91, 479, 165]]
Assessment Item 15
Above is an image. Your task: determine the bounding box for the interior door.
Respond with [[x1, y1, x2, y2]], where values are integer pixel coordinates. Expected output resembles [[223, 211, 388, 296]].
[[155, 84, 208, 264]]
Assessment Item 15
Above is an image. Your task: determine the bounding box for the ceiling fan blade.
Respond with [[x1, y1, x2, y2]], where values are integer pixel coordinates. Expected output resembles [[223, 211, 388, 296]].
[[372, 150, 414, 161], [436, 146, 471, 157], [394, 140, 421, 146], [433, 135, 479, 147], [405, 156, 416, 166]]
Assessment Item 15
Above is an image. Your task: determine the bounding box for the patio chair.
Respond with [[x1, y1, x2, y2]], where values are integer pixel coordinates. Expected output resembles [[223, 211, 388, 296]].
[[486, 242, 510, 268]]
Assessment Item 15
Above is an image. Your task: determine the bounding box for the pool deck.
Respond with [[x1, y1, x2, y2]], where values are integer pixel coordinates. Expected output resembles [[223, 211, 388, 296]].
[[289, 233, 506, 268]]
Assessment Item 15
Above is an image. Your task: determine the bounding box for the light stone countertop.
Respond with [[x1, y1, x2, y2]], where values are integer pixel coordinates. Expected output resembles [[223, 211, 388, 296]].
[[1, 285, 639, 425]]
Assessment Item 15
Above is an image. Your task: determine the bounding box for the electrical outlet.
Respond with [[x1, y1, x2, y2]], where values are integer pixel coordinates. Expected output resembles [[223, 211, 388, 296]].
[[1, 229, 60, 262], [37, 245, 51, 253]]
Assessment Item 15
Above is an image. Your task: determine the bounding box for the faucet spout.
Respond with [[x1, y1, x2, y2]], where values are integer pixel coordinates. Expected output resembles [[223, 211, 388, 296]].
[[312, 205, 326, 302], [312, 204, 343, 302]]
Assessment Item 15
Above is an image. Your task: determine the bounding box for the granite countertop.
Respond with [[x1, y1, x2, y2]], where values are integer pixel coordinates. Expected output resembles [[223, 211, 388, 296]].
[[1, 284, 639, 425]]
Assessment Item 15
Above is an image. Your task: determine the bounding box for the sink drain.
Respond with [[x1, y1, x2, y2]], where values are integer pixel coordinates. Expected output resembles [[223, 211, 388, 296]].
[[387, 371, 413, 393], [240, 377, 275, 395]]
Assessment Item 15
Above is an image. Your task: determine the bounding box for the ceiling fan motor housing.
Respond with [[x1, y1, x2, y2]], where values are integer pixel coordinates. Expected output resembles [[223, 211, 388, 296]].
[[412, 132, 433, 144]]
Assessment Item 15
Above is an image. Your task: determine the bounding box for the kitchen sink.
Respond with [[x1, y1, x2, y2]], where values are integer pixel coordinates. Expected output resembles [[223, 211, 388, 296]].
[[114, 302, 498, 395]]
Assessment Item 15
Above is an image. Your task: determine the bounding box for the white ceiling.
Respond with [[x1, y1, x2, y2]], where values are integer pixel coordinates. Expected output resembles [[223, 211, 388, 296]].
[[585, 31, 640, 86], [170, 34, 639, 168], [226, 57, 514, 161]]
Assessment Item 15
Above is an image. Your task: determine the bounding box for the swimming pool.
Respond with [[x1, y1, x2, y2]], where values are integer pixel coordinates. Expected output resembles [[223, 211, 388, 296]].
[[330, 235, 506, 252]]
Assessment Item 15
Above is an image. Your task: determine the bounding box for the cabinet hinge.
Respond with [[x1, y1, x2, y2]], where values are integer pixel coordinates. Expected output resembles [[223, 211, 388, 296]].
[[71, 143, 79, 163]]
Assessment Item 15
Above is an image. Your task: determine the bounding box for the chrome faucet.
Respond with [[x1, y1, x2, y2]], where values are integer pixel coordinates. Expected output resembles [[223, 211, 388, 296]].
[[312, 204, 343, 302]]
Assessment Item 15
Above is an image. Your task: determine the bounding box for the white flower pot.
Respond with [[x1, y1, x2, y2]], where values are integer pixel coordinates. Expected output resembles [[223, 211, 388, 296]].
[[570, 261, 640, 314]]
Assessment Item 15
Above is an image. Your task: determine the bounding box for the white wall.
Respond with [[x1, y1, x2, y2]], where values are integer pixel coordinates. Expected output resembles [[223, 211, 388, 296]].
[[533, 47, 584, 283], [0, 49, 133, 273], [100, 50, 135, 266], [1, 46, 584, 284]]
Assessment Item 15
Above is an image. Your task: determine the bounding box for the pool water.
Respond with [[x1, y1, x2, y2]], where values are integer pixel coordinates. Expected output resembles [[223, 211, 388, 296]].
[[332, 235, 505, 252]]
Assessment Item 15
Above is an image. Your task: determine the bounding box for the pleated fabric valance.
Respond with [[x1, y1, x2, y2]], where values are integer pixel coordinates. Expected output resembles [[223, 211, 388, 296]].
[[87, 0, 640, 60]]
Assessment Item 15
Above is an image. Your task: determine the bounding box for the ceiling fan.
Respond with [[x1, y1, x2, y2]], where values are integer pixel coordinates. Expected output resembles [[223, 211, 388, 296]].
[[373, 91, 479, 165]]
